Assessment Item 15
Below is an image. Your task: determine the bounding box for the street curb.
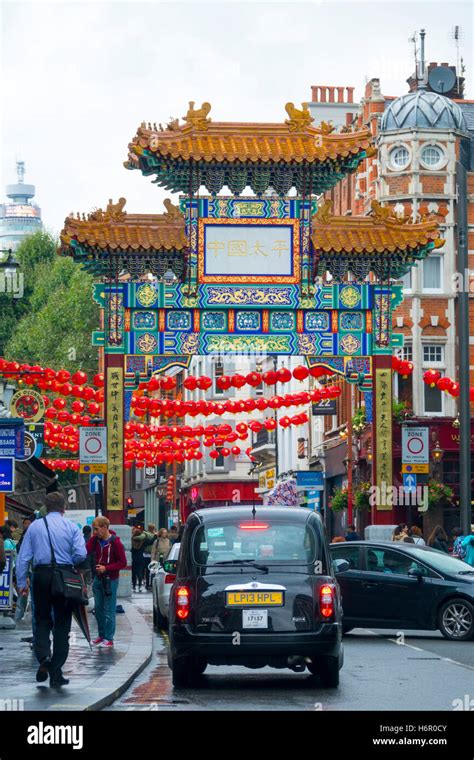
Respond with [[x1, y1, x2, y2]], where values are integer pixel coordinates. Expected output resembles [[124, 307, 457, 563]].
[[83, 600, 152, 712]]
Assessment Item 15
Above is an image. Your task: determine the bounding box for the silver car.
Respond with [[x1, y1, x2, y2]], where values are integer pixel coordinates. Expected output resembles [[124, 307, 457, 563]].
[[152, 543, 180, 629]]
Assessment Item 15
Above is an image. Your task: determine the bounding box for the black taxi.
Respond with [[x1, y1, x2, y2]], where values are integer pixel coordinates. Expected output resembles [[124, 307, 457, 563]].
[[168, 506, 344, 687]]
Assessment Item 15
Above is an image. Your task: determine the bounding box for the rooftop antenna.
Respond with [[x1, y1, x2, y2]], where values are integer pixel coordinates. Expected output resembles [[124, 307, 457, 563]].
[[452, 25, 463, 96], [16, 159, 25, 184], [408, 31, 418, 90]]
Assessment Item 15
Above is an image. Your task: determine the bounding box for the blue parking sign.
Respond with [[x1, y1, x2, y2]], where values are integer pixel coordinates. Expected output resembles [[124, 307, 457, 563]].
[[0, 458, 15, 492]]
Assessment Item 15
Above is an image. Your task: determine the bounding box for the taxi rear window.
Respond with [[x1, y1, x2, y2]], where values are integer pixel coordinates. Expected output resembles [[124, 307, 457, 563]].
[[192, 520, 320, 566]]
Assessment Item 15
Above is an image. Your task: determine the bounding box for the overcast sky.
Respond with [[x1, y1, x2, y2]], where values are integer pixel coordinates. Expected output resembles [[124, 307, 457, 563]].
[[2, 0, 472, 234]]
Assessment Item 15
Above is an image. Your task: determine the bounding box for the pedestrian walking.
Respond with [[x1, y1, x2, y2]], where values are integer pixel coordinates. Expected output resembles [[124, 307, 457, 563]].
[[15, 492, 87, 687], [345, 525, 360, 541], [427, 525, 449, 553], [6, 519, 22, 544], [131, 526, 147, 592], [451, 527, 466, 559], [408, 525, 425, 546], [14, 519, 33, 622], [86, 517, 126, 647], [151, 528, 171, 565], [168, 525, 179, 545], [142, 524, 157, 590], [460, 525, 474, 567]]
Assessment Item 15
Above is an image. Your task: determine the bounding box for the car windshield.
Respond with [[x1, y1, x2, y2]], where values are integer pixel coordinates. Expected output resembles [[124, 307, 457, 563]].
[[408, 547, 474, 575], [192, 520, 319, 567]]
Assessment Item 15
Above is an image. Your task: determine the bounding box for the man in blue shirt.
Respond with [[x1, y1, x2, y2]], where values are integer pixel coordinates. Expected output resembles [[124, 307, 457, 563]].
[[16, 491, 87, 687]]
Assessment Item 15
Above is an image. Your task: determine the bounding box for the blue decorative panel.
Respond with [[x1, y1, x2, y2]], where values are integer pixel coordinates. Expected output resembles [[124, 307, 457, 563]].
[[202, 311, 227, 331], [339, 333, 362, 356], [236, 311, 261, 331], [124, 390, 133, 422], [133, 311, 157, 330], [126, 356, 146, 373], [167, 311, 192, 331], [339, 311, 363, 332], [338, 285, 363, 310], [364, 391, 373, 423], [135, 283, 159, 308], [202, 285, 297, 308], [270, 312, 295, 331], [306, 311, 330, 331]]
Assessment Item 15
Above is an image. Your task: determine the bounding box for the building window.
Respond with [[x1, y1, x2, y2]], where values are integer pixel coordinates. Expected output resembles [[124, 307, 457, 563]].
[[390, 146, 410, 170], [400, 269, 412, 291], [213, 451, 225, 469], [420, 145, 444, 169], [395, 344, 413, 407], [423, 345, 444, 365], [422, 343, 445, 415], [215, 361, 224, 395], [422, 255, 442, 291]]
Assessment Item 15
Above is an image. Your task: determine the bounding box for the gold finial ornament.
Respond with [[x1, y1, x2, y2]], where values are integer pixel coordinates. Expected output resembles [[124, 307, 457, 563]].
[[317, 121, 336, 135], [284, 102, 314, 132], [88, 198, 127, 223], [183, 101, 212, 130], [313, 199, 333, 225]]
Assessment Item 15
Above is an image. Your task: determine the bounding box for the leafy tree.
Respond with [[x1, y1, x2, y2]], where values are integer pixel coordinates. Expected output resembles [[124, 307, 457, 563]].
[[5, 237, 99, 374]]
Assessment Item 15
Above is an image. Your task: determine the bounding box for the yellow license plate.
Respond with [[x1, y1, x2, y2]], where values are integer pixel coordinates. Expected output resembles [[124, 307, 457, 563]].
[[226, 591, 284, 607]]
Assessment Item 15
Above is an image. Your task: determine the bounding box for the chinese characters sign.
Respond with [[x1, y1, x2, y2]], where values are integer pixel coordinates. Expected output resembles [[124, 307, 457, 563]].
[[199, 218, 299, 283], [106, 367, 124, 511], [375, 368, 393, 510]]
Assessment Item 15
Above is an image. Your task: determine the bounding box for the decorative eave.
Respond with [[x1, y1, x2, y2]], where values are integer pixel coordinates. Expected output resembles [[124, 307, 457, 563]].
[[59, 198, 188, 278], [124, 101, 375, 195], [312, 200, 445, 280]]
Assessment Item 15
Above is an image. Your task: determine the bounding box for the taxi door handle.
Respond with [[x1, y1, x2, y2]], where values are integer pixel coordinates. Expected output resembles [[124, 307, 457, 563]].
[[362, 581, 380, 589]]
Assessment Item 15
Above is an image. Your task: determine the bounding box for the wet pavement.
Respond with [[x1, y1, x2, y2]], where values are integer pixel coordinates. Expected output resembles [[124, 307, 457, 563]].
[[0, 593, 152, 711]]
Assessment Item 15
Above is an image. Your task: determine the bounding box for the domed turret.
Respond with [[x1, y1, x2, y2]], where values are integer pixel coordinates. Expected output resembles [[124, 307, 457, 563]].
[[381, 90, 467, 132]]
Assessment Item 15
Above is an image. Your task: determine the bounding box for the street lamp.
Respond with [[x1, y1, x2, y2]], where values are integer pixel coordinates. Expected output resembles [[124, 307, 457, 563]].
[[431, 441, 444, 464]]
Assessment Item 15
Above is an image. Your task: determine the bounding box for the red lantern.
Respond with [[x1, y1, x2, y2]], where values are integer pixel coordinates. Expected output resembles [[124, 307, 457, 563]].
[[162, 376, 177, 391], [470, 387, 474, 402], [72, 371, 88, 386], [423, 370, 441, 388], [217, 423, 232, 436], [45, 408, 57, 420], [449, 382, 460, 397], [231, 374, 247, 389], [88, 402, 100, 415], [184, 376, 198, 391], [71, 400, 85, 413], [71, 385, 84, 398], [436, 377, 452, 392], [277, 367, 292, 384], [309, 366, 325, 378], [197, 376, 212, 391], [264, 418, 277, 431], [236, 422, 248, 434], [94, 389, 104, 403], [246, 372, 262, 388], [249, 421, 262, 433], [293, 365, 309, 382], [53, 397, 66, 410], [279, 416, 291, 428], [203, 438, 214, 447], [244, 399, 256, 412], [209, 449, 220, 459], [81, 387, 95, 401], [231, 446, 241, 456], [268, 396, 283, 409], [255, 398, 268, 411], [216, 375, 232, 391], [58, 411, 70, 423], [56, 370, 70, 384], [93, 373, 105, 387], [262, 370, 277, 386], [220, 447, 230, 457], [59, 383, 73, 396], [226, 433, 238, 443], [42, 395, 50, 407]]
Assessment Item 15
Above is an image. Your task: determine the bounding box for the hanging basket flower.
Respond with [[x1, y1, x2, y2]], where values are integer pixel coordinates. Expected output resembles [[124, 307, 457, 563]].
[[427, 481, 454, 510], [353, 481, 372, 511], [329, 487, 348, 513]]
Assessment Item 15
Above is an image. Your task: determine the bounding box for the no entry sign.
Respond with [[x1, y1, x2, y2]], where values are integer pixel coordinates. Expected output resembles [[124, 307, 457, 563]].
[[402, 427, 429, 465], [79, 427, 107, 465]]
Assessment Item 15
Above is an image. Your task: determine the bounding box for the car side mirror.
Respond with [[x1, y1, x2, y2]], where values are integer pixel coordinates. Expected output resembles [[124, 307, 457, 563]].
[[408, 567, 423, 581], [333, 559, 350, 573], [163, 559, 178, 574]]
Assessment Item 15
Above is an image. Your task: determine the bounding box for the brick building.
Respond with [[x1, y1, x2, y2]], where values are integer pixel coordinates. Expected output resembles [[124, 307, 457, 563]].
[[308, 56, 474, 535]]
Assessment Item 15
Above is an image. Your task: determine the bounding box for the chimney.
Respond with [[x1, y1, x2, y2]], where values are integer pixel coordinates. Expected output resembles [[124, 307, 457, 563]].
[[346, 87, 354, 103], [311, 86, 319, 102], [345, 112, 353, 126], [337, 87, 345, 103], [327, 87, 335, 103], [319, 87, 327, 102]]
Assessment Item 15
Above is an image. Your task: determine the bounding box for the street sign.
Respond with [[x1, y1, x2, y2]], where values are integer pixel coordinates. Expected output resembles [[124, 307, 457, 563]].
[[79, 427, 107, 465], [402, 427, 429, 465], [0, 551, 14, 610], [0, 419, 24, 458], [145, 466, 157, 480], [89, 473, 104, 495], [0, 458, 15, 492], [80, 463, 108, 474], [9, 389, 45, 423], [296, 471, 324, 490], [402, 473, 417, 493], [401, 463, 430, 474]]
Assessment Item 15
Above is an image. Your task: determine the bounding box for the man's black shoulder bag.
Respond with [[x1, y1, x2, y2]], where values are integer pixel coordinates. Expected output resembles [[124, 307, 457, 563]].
[[43, 516, 88, 605]]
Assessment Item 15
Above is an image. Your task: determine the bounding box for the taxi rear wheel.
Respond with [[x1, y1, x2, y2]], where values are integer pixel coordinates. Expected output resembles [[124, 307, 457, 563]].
[[308, 656, 340, 688]]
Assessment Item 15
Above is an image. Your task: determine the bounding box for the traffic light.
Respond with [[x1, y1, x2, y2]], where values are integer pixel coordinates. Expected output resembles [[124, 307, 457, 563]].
[[126, 496, 134, 509]]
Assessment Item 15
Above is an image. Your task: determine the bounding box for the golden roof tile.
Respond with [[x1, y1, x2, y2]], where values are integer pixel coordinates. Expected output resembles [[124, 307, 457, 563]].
[[312, 201, 444, 255], [126, 102, 373, 166], [60, 199, 187, 254]]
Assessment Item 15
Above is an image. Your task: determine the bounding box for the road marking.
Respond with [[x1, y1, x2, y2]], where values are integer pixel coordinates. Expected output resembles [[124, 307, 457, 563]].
[[380, 633, 474, 671]]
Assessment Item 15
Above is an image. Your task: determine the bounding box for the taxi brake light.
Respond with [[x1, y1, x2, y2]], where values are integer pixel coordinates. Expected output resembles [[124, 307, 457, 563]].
[[176, 586, 190, 620], [319, 584, 335, 619], [239, 523, 269, 530]]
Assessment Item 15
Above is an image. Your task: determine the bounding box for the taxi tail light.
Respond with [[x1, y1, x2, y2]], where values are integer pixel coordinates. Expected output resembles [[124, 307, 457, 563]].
[[319, 584, 335, 619], [164, 573, 176, 585], [176, 585, 190, 620]]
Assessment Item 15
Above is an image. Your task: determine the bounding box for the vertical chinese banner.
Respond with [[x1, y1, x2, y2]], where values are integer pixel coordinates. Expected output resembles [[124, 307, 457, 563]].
[[106, 365, 124, 516], [374, 367, 393, 511]]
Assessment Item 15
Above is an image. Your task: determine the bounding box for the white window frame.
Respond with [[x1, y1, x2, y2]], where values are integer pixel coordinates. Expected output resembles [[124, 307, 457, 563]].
[[419, 143, 447, 171], [421, 341, 446, 416], [422, 344, 444, 366], [389, 144, 411, 171], [422, 254, 443, 293]]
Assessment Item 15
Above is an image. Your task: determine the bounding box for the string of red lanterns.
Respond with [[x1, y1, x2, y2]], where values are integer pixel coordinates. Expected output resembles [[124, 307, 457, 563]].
[[423, 369, 474, 401]]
